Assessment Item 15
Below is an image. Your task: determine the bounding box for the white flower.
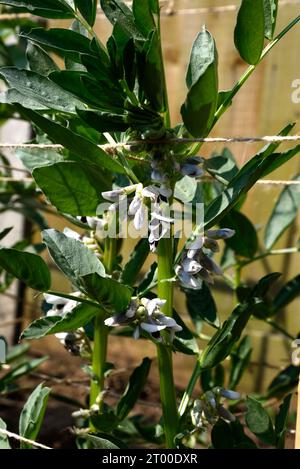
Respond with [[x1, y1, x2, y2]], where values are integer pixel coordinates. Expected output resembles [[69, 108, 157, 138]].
[[104, 296, 182, 342], [176, 228, 235, 289]]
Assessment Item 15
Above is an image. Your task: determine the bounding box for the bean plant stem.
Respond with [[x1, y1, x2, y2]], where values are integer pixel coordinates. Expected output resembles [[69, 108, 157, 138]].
[[178, 361, 201, 417], [90, 237, 116, 414], [157, 236, 179, 448]]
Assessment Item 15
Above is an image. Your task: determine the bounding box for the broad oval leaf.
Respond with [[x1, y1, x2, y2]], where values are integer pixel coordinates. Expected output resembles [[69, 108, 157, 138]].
[[19, 383, 51, 449], [0, 248, 50, 291], [185, 283, 219, 329], [26, 43, 59, 76], [181, 28, 218, 137], [21, 303, 100, 340], [0, 67, 84, 113], [82, 273, 133, 312], [264, 174, 300, 250], [245, 396, 276, 446], [33, 162, 110, 216], [42, 229, 105, 288], [222, 210, 258, 258], [234, 0, 265, 65], [0, 0, 74, 19]]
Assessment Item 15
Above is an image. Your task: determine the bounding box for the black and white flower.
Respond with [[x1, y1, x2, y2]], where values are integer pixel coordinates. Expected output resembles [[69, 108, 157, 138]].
[[176, 228, 235, 289], [104, 297, 182, 342]]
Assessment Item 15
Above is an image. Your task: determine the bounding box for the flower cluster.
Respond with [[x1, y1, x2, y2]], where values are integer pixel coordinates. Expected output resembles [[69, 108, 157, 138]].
[[191, 387, 241, 429], [176, 229, 235, 289], [44, 293, 87, 356], [104, 297, 182, 342]]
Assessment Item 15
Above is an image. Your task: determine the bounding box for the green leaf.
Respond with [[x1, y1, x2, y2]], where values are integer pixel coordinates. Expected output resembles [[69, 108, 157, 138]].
[[75, 0, 97, 26], [0, 68, 84, 113], [19, 383, 50, 449], [0, 418, 11, 449], [245, 396, 276, 446], [185, 283, 219, 330], [267, 365, 300, 398], [204, 146, 300, 230], [0, 0, 74, 19], [17, 147, 63, 172], [181, 28, 218, 137], [33, 162, 110, 216], [251, 272, 281, 300], [16, 106, 125, 173], [211, 419, 234, 449], [264, 174, 300, 250], [222, 210, 258, 258], [275, 394, 292, 449], [272, 274, 300, 314], [172, 310, 199, 355], [132, 0, 156, 37], [116, 358, 151, 421], [138, 30, 165, 112], [199, 299, 262, 370], [77, 109, 128, 133], [21, 28, 95, 63], [204, 154, 239, 185], [6, 343, 30, 364], [42, 229, 105, 288], [0, 357, 47, 392], [121, 239, 149, 286], [82, 273, 132, 312], [263, 0, 279, 40], [78, 434, 120, 449], [174, 176, 197, 203], [101, 0, 143, 41], [21, 303, 100, 340], [234, 0, 265, 65], [26, 43, 59, 76], [229, 335, 252, 389], [0, 248, 50, 291]]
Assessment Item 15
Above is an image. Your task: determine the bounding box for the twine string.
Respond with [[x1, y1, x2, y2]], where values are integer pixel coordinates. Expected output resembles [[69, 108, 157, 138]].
[[0, 428, 52, 449]]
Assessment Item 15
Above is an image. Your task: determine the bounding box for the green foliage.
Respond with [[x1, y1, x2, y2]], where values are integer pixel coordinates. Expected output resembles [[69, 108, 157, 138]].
[[19, 384, 50, 448]]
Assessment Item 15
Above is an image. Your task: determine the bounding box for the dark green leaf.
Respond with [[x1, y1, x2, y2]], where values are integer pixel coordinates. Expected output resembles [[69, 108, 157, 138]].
[[245, 396, 276, 445], [275, 394, 292, 449], [172, 310, 199, 355], [185, 283, 219, 330], [26, 43, 59, 76], [204, 146, 300, 230], [199, 299, 262, 370], [21, 28, 95, 63], [121, 239, 149, 286], [204, 154, 239, 185], [0, 68, 84, 113], [75, 0, 97, 26], [21, 304, 100, 340], [272, 274, 300, 314], [251, 272, 281, 300], [33, 162, 110, 216], [264, 174, 300, 250], [42, 229, 105, 288], [0, 0, 74, 19], [78, 434, 120, 449], [16, 106, 124, 173], [82, 273, 132, 312], [19, 383, 50, 449], [181, 28, 218, 137], [229, 335, 252, 389], [132, 0, 156, 37], [78, 109, 128, 133], [101, 0, 143, 41], [0, 248, 50, 291], [267, 365, 300, 398], [234, 0, 265, 65], [0, 357, 47, 392], [222, 210, 258, 258], [116, 358, 151, 421], [211, 419, 234, 449]]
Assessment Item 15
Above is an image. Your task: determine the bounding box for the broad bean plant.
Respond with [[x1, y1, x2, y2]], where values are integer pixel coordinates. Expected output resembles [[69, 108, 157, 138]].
[[0, 0, 300, 449]]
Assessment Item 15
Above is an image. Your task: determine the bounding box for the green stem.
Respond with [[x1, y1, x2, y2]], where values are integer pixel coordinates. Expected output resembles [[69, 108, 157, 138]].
[[156, 1, 171, 128], [89, 237, 116, 414], [157, 236, 179, 448]]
